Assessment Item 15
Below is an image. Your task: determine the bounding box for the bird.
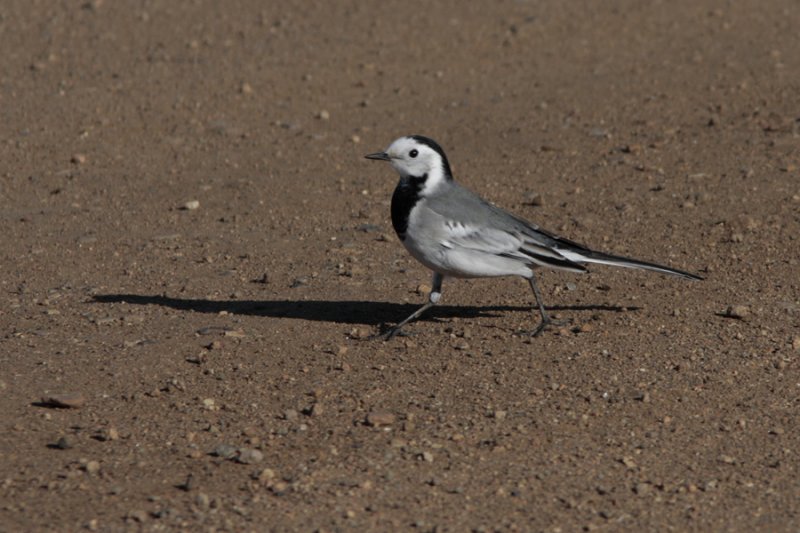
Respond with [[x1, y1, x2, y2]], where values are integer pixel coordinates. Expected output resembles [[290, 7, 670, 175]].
[[365, 135, 702, 339]]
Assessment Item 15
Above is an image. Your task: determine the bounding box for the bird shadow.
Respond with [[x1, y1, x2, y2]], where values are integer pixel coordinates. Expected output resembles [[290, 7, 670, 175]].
[[91, 294, 635, 327]]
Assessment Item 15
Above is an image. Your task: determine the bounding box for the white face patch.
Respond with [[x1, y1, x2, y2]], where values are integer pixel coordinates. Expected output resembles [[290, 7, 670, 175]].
[[384, 137, 450, 197]]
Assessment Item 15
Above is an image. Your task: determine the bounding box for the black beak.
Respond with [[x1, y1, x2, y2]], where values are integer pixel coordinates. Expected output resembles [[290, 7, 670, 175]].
[[365, 151, 390, 161]]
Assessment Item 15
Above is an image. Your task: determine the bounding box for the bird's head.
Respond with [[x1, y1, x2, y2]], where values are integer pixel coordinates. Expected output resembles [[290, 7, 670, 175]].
[[366, 135, 453, 194]]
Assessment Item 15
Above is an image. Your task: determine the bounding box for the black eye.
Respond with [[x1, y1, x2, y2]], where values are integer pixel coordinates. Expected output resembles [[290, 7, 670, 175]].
[[409, 149, 418, 158]]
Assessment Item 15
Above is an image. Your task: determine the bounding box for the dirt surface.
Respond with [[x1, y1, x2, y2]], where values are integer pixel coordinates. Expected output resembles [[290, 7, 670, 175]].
[[1, 1, 799, 531]]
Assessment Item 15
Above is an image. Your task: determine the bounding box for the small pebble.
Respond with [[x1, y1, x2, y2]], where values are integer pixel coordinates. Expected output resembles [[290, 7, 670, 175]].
[[283, 409, 299, 421], [236, 448, 264, 464], [83, 460, 101, 474], [366, 411, 395, 427], [96, 428, 120, 441], [54, 436, 74, 450], [269, 481, 288, 495], [356, 223, 381, 233], [152, 233, 181, 242], [182, 200, 200, 210], [792, 337, 800, 351], [724, 305, 750, 319], [178, 474, 195, 492], [185, 353, 205, 365], [349, 327, 368, 340], [195, 493, 210, 510], [71, 154, 87, 165], [255, 468, 275, 483], [127, 510, 148, 523], [317, 110, 330, 120], [42, 393, 86, 408], [634, 391, 651, 403], [290, 278, 308, 289], [523, 192, 543, 206], [212, 444, 238, 459], [452, 339, 470, 350]]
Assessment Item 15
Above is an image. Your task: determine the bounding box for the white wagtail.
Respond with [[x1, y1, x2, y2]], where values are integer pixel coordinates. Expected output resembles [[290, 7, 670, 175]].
[[365, 135, 702, 339]]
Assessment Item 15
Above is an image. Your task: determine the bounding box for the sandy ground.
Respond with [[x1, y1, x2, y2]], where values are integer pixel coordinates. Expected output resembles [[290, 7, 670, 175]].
[[1, 1, 799, 531]]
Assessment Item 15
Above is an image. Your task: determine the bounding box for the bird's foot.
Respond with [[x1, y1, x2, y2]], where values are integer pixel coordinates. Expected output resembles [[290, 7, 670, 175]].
[[369, 325, 413, 341], [530, 316, 569, 337]]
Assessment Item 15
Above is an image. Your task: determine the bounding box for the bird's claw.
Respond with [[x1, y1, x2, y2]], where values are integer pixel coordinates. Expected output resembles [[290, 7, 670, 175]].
[[530, 317, 569, 337], [369, 326, 413, 341]]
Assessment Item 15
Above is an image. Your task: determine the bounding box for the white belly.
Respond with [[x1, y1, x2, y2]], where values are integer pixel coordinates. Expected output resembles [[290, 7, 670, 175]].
[[401, 232, 532, 279]]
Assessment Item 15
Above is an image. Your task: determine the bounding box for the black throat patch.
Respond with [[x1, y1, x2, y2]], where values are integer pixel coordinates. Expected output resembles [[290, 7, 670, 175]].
[[391, 174, 426, 240]]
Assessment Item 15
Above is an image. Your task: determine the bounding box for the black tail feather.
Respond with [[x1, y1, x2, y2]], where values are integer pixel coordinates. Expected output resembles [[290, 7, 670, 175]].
[[580, 249, 703, 280]]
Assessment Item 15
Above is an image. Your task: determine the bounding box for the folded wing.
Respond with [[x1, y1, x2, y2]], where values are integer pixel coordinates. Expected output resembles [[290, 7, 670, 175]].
[[441, 221, 588, 273]]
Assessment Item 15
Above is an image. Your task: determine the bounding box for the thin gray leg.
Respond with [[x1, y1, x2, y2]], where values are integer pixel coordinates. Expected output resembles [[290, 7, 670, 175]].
[[528, 273, 554, 336], [377, 272, 443, 340]]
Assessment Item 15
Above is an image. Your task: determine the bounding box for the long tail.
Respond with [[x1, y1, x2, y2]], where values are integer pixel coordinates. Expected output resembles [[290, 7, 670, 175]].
[[558, 248, 703, 280]]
